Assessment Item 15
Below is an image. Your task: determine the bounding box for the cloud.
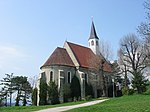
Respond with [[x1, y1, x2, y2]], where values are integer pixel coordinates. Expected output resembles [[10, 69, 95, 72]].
[[0, 46, 26, 59], [0, 44, 29, 79]]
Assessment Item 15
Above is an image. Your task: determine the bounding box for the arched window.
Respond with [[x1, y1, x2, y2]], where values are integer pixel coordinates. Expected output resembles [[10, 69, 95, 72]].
[[50, 71, 53, 82], [41, 72, 46, 80], [91, 40, 94, 46], [67, 72, 71, 83], [85, 73, 88, 82]]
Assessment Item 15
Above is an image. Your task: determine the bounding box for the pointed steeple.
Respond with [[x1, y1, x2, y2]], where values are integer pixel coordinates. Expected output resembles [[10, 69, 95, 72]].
[[89, 21, 99, 40], [88, 20, 100, 55]]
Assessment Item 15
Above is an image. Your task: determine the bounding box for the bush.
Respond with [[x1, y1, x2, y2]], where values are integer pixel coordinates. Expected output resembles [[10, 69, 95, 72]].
[[85, 95, 92, 101], [143, 89, 150, 95], [128, 89, 135, 95], [122, 87, 129, 95], [0, 98, 4, 107]]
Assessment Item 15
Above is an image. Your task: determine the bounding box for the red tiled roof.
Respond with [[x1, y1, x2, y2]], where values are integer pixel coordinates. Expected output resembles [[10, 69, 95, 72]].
[[67, 42, 112, 72], [41, 47, 75, 68]]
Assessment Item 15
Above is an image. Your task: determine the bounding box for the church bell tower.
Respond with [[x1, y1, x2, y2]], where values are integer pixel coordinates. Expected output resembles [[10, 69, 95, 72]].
[[88, 21, 100, 55]]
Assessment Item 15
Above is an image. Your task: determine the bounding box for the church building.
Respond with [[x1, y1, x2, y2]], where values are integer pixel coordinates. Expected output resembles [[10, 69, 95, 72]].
[[37, 21, 113, 105]]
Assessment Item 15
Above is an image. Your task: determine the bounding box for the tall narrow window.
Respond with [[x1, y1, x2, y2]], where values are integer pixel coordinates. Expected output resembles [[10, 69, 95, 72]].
[[67, 72, 71, 83], [85, 73, 88, 82], [91, 40, 94, 46], [96, 41, 98, 46], [50, 71, 53, 82], [41, 72, 46, 80]]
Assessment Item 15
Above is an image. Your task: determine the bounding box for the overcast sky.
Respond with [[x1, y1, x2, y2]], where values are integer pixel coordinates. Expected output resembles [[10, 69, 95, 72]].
[[0, 0, 146, 80]]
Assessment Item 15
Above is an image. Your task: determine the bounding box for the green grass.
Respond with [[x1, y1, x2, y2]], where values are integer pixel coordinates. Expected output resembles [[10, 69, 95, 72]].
[[1, 95, 150, 112], [66, 95, 150, 112], [0, 100, 89, 112]]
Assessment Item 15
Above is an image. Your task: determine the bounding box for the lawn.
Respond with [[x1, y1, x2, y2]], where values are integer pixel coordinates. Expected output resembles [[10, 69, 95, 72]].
[[66, 95, 150, 112], [0, 100, 88, 112], [1, 95, 150, 112]]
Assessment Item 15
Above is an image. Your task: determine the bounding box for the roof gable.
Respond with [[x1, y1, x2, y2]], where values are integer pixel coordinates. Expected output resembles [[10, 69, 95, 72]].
[[67, 42, 96, 68], [67, 42, 112, 72], [41, 47, 75, 68]]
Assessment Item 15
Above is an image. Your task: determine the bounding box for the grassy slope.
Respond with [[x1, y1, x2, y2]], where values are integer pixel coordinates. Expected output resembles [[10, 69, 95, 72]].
[[66, 95, 150, 112], [1, 95, 150, 112], [0, 100, 88, 112]]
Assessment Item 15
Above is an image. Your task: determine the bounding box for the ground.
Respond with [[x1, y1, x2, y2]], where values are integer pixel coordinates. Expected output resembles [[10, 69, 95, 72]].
[[1, 95, 150, 112]]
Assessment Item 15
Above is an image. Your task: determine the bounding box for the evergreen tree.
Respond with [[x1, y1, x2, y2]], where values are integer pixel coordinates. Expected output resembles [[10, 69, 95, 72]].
[[70, 75, 81, 100], [132, 71, 148, 93], [22, 81, 32, 106], [63, 84, 71, 102], [47, 81, 59, 105], [32, 87, 38, 106], [0, 73, 14, 106], [12, 76, 32, 106], [39, 78, 47, 105]]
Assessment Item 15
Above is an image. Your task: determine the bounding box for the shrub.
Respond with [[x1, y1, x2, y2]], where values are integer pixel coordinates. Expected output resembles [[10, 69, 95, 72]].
[[122, 86, 129, 95], [143, 89, 150, 95], [0, 98, 4, 107], [128, 89, 135, 95], [85, 95, 92, 101]]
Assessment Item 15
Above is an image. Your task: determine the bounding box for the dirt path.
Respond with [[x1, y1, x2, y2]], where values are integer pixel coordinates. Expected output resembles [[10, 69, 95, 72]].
[[35, 99, 108, 112]]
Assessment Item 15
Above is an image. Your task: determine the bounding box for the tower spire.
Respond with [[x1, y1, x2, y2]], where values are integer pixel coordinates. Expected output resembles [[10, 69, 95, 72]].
[[89, 20, 99, 40], [88, 20, 100, 55]]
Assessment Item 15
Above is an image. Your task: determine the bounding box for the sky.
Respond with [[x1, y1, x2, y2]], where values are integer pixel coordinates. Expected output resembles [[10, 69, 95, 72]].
[[0, 0, 146, 81]]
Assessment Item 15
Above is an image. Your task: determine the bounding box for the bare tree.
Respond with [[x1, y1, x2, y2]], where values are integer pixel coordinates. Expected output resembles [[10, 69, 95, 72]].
[[96, 55, 113, 97], [138, 0, 150, 60], [118, 34, 148, 93], [98, 40, 114, 97], [118, 51, 129, 89], [111, 60, 124, 86], [28, 75, 38, 89], [138, 0, 150, 39], [99, 39, 113, 61]]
